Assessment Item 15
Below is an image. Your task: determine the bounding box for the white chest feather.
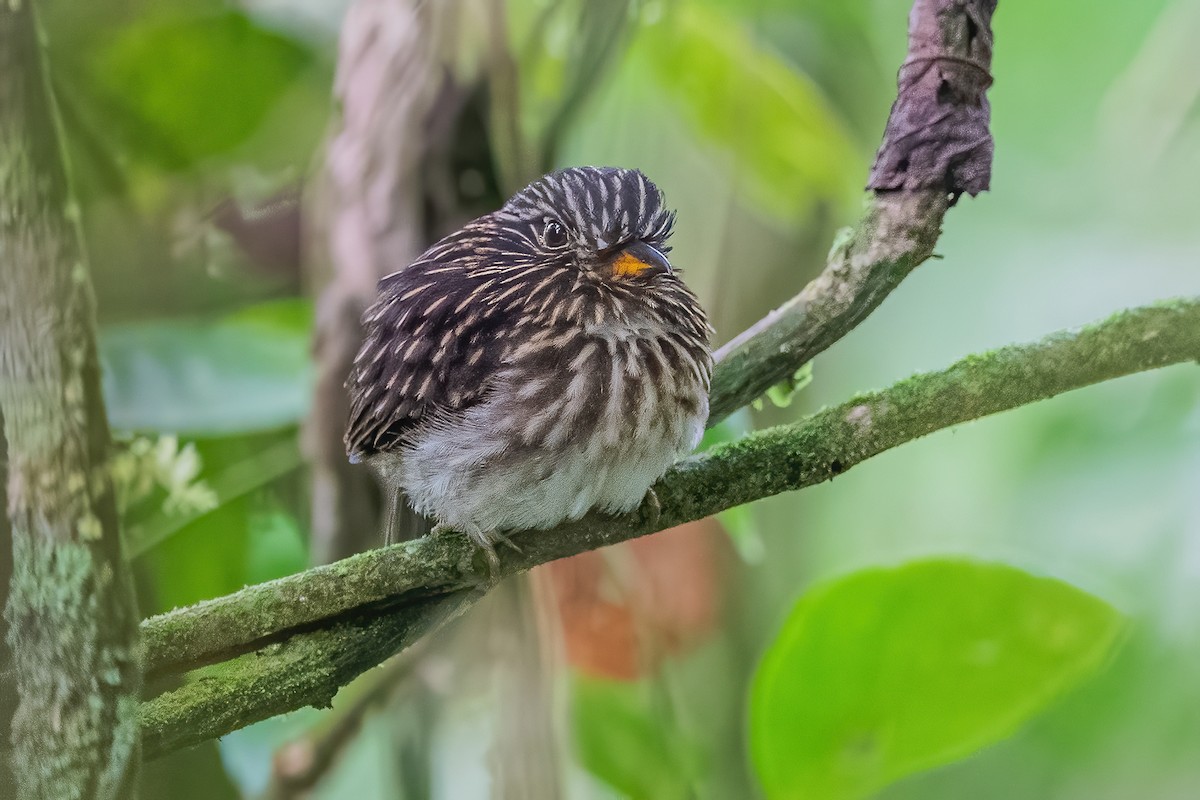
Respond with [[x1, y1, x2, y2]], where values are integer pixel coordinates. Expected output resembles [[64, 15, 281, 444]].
[[386, 328, 710, 537]]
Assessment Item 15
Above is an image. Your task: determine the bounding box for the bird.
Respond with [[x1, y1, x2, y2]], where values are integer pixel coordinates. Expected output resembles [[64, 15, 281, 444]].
[[344, 166, 713, 567]]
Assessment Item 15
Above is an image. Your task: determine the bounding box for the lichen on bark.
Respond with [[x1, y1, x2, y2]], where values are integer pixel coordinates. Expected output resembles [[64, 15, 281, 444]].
[[0, 2, 142, 797]]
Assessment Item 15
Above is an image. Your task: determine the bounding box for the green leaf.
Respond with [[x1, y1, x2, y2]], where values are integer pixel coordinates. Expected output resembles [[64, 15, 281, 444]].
[[749, 559, 1126, 800], [244, 509, 308, 586], [765, 362, 814, 409], [142, 479, 308, 613], [144, 495, 255, 613], [124, 436, 303, 557], [634, 4, 860, 222], [100, 300, 313, 435], [90, 10, 313, 168], [573, 677, 705, 800], [510, 0, 634, 169]]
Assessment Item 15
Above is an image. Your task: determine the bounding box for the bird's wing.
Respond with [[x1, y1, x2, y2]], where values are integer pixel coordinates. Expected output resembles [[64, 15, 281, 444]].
[[344, 250, 507, 461]]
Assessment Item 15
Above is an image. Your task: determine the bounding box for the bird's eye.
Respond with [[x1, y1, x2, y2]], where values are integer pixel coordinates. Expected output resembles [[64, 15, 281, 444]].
[[542, 219, 568, 249]]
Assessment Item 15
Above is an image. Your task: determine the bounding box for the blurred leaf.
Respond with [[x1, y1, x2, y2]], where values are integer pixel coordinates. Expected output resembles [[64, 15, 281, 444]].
[[990, 0, 1175, 165], [511, 0, 634, 168], [224, 296, 314, 333], [143, 491, 308, 613], [750, 559, 1126, 800], [244, 509, 308, 585], [100, 300, 313, 435], [573, 677, 705, 799], [766, 361, 814, 408], [635, 4, 859, 221], [91, 10, 313, 168], [145, 494, 256, 613], [125, 436, 303, 557]]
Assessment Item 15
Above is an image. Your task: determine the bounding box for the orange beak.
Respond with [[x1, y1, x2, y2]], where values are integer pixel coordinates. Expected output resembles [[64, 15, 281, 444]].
[[608, 240, 673, 279]]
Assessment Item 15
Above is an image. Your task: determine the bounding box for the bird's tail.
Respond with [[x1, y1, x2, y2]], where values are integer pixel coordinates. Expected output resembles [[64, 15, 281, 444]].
[[383, 488, 435, 544]]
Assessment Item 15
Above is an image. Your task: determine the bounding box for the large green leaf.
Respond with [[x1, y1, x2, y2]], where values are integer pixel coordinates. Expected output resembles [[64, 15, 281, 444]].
[[750, 559, 1125, 800], [90, 10, 313, 168], [100, 299, 313, 435], [573, 677, 705, 800], [144, 491, 308, 614]]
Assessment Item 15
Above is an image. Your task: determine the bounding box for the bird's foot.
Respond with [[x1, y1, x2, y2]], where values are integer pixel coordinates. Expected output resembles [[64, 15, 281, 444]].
[[638, 486, 662, 527], [432, 522, 511, 584], [479, 543, 502, 583], [489, 530, 524, 555]]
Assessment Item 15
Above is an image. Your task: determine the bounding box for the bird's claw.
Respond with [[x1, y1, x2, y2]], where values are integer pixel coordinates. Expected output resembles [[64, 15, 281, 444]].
[[480, 543, 502, 583], [432, 522, 514, 584], [490, 530, 523, 555], [639, 487, 662, 526], [479, 532, 523, 584]]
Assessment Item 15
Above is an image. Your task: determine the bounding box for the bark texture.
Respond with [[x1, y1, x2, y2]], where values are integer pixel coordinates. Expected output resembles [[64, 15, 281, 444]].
[[0, 3, 142, 798]]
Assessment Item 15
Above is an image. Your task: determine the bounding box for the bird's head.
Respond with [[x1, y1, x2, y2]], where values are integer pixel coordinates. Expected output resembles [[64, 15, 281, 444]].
[[495, 166, 678, 287]]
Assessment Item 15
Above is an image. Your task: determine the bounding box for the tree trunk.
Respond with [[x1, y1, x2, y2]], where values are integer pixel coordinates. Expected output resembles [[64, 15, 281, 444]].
[[303, 0, 441, 563], [0, 3, 142, 798]]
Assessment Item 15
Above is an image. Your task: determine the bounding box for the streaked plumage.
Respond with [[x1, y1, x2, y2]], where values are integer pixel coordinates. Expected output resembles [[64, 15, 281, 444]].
[[345, 166, 712, 555]]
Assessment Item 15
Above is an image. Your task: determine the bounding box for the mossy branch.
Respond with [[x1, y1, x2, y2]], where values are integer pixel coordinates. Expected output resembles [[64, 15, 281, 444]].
[[141, 592, 474, 759], [141, 298, 1200, 757]]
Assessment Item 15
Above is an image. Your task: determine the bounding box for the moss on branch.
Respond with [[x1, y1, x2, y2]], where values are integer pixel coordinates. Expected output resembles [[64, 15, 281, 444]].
[[140, 298, 1200, 756], [142, 591, 474, 758]]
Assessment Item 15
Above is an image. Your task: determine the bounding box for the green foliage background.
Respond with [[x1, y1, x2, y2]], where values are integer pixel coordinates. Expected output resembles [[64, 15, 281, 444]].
[[34, 0, 1200, 797]]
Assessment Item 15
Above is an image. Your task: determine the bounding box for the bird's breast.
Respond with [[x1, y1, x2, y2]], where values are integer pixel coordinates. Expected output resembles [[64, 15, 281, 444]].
[[400, 323, 711, 533], [498, 325, 710, 455]]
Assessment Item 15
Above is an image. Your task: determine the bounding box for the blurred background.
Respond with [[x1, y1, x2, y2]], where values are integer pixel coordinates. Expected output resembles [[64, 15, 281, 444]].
[[29, 0, 1200, 796]]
